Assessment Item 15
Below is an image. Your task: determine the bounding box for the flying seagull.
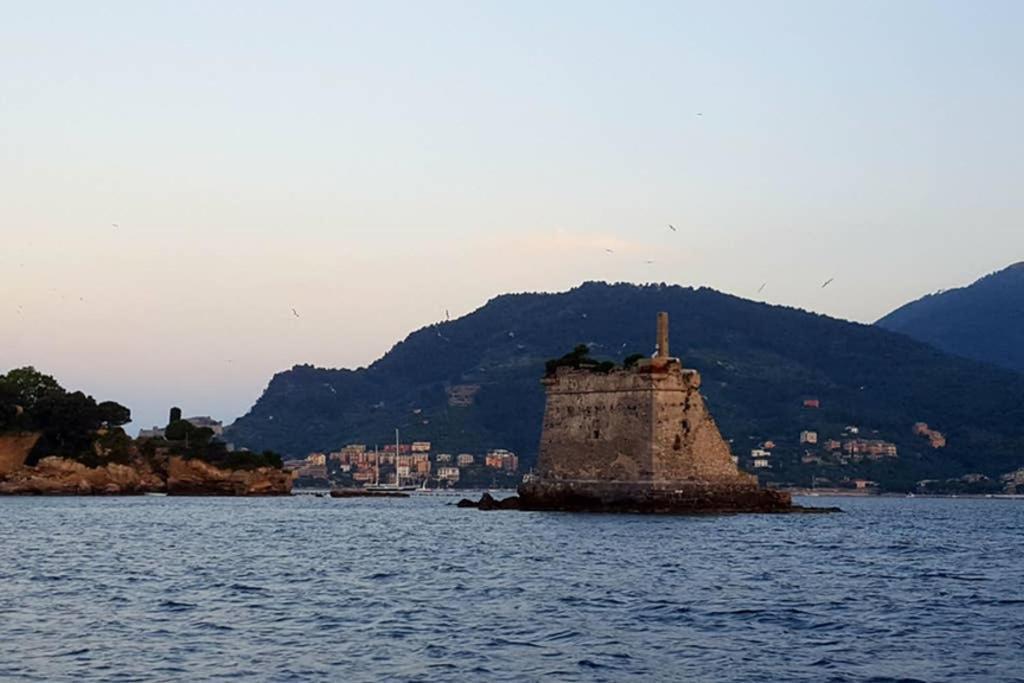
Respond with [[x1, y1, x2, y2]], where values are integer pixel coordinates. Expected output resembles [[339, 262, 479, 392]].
[[112, 223, 119, 228], [645, 260, 655, 264], [605, 248, 614, 254], [291, 308, 300, 318], [821, 278, 835, 289], [668, 224, 677, 232], [758, 282, 767, 293]]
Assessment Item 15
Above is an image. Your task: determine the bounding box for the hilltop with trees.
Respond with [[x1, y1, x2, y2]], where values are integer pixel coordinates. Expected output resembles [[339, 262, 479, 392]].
[[226, 281, 1024, 490]]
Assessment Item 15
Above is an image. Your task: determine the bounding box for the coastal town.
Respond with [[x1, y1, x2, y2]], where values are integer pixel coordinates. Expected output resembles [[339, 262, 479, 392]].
[[285, 442, 520, 490]]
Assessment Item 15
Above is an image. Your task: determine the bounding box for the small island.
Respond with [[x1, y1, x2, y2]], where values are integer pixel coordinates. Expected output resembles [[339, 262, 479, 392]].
[[0, 367, 291, 495], [469, 313, 837, 514]]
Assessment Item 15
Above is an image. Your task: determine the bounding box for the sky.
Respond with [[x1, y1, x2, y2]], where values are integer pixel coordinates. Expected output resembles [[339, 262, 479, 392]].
[[2, 0, 1022, 432]]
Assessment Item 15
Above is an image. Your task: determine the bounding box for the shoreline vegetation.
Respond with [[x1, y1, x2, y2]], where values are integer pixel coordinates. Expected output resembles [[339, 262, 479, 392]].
[[0, 367, 291, 496]]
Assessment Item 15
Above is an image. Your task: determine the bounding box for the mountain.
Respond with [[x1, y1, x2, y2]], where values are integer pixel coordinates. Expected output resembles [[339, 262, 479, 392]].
[[877, 262, 1024, 375], [227, 282, 1024, 489]]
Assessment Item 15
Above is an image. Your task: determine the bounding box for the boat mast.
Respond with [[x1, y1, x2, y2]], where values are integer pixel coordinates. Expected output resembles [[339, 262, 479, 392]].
[[395, 428, 401, 487]]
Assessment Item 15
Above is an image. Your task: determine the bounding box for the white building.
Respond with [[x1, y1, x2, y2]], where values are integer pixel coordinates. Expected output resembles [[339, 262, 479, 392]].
[[799, 430, 818, 445], [411, 441, 431, 453], [750, 449, 771, 469], [437, 466, 460, 481], [185, 416, 224, 437], [456, 453, 475, 467], [435, 453, 453, 463]]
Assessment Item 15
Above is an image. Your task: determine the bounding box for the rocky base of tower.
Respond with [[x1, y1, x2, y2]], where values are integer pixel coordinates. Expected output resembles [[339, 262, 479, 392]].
[[516, 478, 836, 514]]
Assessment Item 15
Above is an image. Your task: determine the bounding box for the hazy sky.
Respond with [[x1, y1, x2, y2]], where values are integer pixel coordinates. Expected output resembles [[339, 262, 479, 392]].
[[3, 1, 1022, 432]]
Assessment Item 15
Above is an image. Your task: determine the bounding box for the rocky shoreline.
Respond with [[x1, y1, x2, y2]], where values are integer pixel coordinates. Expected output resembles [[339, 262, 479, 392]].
[[0, 456, 292, 496], [0, 434, 292, 496]]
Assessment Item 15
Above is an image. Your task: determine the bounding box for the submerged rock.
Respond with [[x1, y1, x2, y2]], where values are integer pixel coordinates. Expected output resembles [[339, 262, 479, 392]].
[[457, 492, 521, 510]]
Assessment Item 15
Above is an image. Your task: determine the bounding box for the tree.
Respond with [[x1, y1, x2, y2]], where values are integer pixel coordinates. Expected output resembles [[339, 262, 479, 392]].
[[624, 353, 646, 368], [97, 401, 131, 427], [0, 367, 63, 410], [164, 419, 214, 448], [29, 391, 104, 462]]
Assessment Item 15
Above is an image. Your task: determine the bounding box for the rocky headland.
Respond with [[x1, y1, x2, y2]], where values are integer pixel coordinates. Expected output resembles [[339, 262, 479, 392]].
[[166, 456, 292, 496], [0, 433, 292, 496]]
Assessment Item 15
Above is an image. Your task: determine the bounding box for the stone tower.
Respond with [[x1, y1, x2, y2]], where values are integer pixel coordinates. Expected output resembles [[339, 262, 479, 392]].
[[518, 312, 792, 513]]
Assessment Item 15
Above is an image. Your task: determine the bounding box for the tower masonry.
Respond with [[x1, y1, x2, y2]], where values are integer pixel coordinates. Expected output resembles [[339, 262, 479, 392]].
[[518, 312, 795, 513]]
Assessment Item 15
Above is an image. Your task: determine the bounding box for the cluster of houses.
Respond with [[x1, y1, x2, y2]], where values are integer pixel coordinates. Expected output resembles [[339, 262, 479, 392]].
[[284, 442, 519, 487], [742, 427, 899, 470]]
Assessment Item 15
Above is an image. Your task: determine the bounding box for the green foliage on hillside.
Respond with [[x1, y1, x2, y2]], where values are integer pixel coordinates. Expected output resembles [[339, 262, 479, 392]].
[[0, 366, 132, 465], [877, 262, 1024, 374], [226, 282, 1024, 488]]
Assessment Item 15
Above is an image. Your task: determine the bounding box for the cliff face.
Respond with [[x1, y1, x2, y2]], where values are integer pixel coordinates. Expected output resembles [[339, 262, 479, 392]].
[[166, 457, 293, 496], [0, 433, 42, 477]]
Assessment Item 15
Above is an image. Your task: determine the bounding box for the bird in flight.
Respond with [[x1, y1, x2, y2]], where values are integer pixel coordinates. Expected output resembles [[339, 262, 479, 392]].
[[291, 308, 300, 318], [758, 282, 767, 293], [645, 260, 655, 264], [111, 223, 119, 228], [668, 224, 677, 232], [821, 278, 835, 289], [605, 248, 614, 254]]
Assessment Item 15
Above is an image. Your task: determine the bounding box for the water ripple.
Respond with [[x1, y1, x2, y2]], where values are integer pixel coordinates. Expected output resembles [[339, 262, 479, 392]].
[[0, 495, 1022, 681]]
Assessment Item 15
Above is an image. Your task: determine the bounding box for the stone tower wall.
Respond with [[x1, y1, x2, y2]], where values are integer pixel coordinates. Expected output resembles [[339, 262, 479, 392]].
[[537, 365, 752, 486], [650, 372, 753, 483], [538, 370, 655, 481]]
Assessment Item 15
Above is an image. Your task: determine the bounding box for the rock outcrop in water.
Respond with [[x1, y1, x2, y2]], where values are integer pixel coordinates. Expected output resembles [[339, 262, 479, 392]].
[[166, 456, 292, 496], [0, 456, 165, 495], [516, 313, 823, 514], [0, 451, 292, 496]]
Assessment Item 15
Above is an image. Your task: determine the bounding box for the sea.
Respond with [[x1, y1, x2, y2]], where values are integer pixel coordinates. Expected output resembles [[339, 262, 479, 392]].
[[0, 494, 1021, 682]]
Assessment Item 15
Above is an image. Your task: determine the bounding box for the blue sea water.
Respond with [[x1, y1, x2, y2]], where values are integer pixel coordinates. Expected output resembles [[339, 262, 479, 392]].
[[0, 494, 1022, 682]]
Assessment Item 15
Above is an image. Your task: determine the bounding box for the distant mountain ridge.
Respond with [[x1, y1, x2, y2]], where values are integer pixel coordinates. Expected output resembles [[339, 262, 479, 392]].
[[877, 262, 1024, 375], [227, 282, 1024, 489]]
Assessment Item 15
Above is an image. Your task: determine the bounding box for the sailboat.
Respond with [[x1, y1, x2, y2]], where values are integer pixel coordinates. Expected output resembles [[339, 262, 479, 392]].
[[364, 428, 417, 492]]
